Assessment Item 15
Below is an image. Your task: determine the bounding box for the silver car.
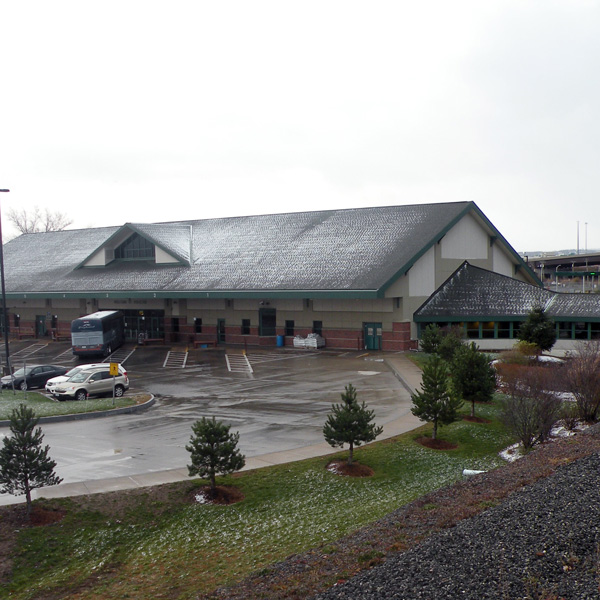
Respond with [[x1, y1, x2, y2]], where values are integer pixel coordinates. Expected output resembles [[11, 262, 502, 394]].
[[45, 363, 125, 395], [53, 366, 129, 401]]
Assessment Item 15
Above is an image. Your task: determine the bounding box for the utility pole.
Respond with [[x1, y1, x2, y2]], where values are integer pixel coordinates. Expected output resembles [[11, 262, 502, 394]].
[[0, 189, 11, 377]]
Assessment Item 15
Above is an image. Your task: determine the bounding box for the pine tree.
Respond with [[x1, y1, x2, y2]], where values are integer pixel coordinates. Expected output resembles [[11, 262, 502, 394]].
[[517, 306, 556, 353], [420, 324, 443, 354], [0, 404, 62, 516], [411, 356, 463, 439], [323, 383, 383, 465], [451, 342, 496, 417], [186, 417, 245, 494]]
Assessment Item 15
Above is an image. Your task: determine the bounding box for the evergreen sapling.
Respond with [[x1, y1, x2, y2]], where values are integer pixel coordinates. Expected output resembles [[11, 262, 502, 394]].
[[323, 383, 383, 465], [0, 404, 62, 516], [411, 356, 463, 439]]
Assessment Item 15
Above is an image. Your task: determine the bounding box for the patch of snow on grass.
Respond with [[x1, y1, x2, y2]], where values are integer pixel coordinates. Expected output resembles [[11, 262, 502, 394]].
[[500, 443, 523, 463], [326, 462, 343, 475], [500, 421, 591, 462], [194, 492, 209, 504]]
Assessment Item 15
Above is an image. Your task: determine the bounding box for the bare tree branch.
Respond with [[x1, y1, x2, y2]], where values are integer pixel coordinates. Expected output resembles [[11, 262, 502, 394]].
[[41, 208, 73, 232], [7, 206, 73, 234]]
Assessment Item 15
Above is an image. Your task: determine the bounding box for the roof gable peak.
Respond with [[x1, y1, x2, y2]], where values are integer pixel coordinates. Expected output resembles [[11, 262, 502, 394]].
[[76, 222, 192, 269]]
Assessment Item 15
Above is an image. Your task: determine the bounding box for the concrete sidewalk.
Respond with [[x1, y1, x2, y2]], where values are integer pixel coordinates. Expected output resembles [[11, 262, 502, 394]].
[[5, 353, 424, 505]]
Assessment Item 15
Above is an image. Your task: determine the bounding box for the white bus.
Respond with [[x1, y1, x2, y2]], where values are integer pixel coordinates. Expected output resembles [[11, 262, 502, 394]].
[[71, 310, 125, 357]]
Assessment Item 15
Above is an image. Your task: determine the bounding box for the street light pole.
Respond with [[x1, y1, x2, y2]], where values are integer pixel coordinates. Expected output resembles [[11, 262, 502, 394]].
[[0, 189, 11, 378]]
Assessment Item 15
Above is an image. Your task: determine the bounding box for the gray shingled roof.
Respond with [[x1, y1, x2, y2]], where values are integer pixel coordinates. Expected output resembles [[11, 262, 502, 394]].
[[2, 202, 515, 296], [415, 262, 600, 320]]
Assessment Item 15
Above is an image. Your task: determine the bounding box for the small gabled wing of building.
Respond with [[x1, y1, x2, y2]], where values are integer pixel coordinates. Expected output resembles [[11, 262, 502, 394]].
[[414, 262, 552, 321]]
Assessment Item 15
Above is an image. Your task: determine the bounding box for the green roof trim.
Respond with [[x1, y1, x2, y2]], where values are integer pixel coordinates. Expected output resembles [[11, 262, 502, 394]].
[[5, 289, 380, 301], [414, 314, 600, 324]]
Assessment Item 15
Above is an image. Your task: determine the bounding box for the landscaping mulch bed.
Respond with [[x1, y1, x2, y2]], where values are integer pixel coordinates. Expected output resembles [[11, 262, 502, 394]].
[[415, 437, 458, 450], [191, 485, 245, 505], [462, 415, 492, 424], [325, 460, 374, 477]]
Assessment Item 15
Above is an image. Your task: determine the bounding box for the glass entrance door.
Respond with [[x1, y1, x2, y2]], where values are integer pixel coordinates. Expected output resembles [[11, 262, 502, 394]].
[[121, 309, 164, 341]]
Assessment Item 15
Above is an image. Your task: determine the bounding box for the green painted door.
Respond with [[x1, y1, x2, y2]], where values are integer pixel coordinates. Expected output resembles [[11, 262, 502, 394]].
[[36, 315, 46, 337], [363, 322, 382, 350]]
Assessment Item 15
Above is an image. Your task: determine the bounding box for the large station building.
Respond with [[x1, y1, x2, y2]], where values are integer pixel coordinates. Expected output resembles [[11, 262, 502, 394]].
[[4, 200, 600, 352], [3, 200, 547, 351]]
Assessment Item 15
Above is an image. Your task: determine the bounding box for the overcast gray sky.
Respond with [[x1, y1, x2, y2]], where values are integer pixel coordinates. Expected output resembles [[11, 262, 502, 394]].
[[1, 0, 598, 252]]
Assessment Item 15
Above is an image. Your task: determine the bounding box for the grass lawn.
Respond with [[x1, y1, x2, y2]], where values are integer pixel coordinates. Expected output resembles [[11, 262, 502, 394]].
[[1, 397, 514, 600], [0, 390, 140, 420]]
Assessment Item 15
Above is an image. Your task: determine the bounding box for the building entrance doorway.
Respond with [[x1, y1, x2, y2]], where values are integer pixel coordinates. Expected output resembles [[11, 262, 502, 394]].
[[363, 322, 382, 350], [35, 315, 46, 338], [120, 309, 164, 341], [217, 319, 226, 343], [259, 308, 276, 336]]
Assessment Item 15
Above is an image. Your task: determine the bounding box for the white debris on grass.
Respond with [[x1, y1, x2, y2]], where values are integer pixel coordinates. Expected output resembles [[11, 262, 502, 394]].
[[499, 421, 590, 463], [194, 491, 210, 504], [326, 462, 343, 475]]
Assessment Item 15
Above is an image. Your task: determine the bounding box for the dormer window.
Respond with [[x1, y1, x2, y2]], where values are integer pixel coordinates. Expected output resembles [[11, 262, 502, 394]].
[[115, 233, 155, 260]]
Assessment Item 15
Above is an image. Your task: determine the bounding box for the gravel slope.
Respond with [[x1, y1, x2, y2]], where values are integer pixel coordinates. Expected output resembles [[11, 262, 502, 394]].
[[314, 452, 600, 600]]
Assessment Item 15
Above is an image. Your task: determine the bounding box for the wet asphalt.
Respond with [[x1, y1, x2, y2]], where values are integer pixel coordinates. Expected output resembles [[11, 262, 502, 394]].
[[0, 342, 422, 505]]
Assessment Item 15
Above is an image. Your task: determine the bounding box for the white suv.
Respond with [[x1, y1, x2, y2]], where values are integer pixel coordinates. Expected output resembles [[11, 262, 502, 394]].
[[45, 363, 125, 395], [52, 366, 129, 401]]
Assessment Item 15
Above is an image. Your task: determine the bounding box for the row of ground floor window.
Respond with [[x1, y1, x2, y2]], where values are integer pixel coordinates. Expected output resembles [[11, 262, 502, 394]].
[[418, 320, 600, 340], [1, 309, 416, 351]]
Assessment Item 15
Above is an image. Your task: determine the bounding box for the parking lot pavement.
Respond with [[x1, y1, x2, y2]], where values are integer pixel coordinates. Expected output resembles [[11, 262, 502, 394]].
[[0, 344, 422, 505]]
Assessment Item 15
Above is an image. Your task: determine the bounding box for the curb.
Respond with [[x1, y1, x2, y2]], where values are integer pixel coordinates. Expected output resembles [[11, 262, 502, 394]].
[[383, 359, 417, 395], [0, 395, 156, 427]]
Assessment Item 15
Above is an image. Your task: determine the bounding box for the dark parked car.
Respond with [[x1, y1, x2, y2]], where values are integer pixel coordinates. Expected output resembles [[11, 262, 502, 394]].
[[1, 365, 69, 391]]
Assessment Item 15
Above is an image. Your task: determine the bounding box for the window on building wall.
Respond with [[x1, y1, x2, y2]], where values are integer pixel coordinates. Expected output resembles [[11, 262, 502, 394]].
[[241, 319, 250, 335], [194, 318, 202, 334], [591, 322, 600, 339], [51, 315, 57, 329], [481, 321, 495, 339], [285, 320, 295, 336], [466, 322, 479, 339], [14, 314, 20, 328], [115, 233, 155, 260], [557, 321, 572, 339], [574, 321, 588, 340], [313, 321, 322, 336], [497, 322, 512, 339]]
